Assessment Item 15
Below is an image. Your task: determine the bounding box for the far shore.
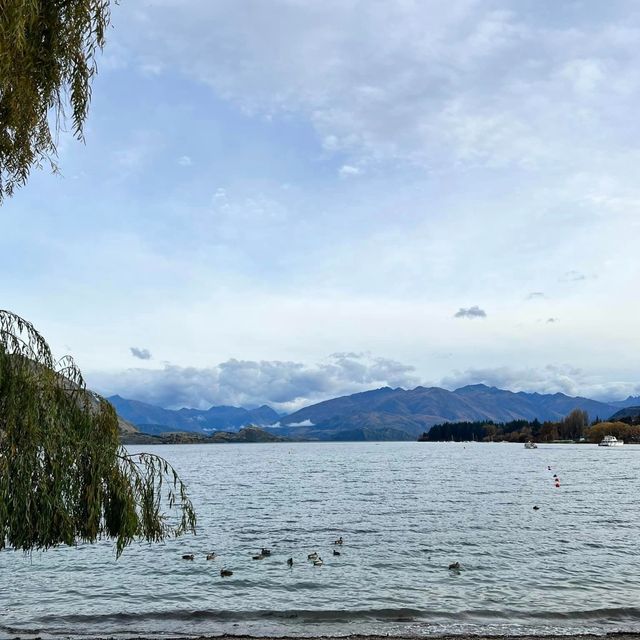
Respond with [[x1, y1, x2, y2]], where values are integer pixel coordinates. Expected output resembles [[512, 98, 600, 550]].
[[63, 633, 640, 640]]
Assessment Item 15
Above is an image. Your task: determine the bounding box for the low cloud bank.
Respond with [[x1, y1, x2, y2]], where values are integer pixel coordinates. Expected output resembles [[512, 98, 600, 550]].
[[90, 353, 420, 413], [441, 365, 640, 402]]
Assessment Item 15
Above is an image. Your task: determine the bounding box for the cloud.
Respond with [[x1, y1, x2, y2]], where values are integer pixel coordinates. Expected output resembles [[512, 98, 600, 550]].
[[178, 155, 193, 166], [338, 164, 362, 178], [527, 292, 545, 300], [286, 419, 315, 427], [130, 347, 152, 360], [91, 352, 421, 413], [454, 305, 487, 319], [112, 1, 640, 175], [546, 317, 558, 323], [441, 365, 640, 402]]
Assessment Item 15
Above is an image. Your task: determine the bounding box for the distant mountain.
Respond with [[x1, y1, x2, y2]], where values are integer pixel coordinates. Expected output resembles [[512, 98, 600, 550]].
[[110, 384, 627, 442], [609, 395, 640, 409], [108, 395, 280, 433], [276, 384, 619, 439]]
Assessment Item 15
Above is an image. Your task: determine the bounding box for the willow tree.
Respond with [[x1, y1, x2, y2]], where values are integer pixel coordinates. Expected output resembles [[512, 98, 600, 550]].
[[0, 310, 196, 556], [0, 1, 111, 201]]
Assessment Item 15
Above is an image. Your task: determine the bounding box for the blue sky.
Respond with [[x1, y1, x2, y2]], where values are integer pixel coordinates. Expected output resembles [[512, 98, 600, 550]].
[[2, 0, 640, 411]]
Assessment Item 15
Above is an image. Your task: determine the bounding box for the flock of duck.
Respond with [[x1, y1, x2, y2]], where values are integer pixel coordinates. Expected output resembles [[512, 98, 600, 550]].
[[182, 536, 463, 577], [181, 536, 345, 577]]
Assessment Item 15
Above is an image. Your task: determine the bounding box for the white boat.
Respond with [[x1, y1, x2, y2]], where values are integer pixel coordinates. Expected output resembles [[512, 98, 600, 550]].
[[599, 435, 624, 447], [524, 441, 538, 449]]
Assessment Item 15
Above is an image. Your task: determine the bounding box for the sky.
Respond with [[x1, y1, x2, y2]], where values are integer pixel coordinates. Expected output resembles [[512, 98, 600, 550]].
[[2, 0, 640, 412]]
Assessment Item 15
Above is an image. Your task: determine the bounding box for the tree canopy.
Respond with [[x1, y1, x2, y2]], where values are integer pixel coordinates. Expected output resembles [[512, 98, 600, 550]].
[[0, 0, 111, 202], [0, 310, 196, 556]]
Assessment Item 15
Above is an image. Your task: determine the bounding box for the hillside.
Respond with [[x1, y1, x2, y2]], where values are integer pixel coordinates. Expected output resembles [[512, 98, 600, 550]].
[[119, 425, 287, 445], [609, 406, 640, 421], [276, 384, 619, 439]]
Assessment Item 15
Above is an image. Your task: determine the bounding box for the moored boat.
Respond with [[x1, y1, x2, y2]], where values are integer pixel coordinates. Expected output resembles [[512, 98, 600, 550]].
[[598, 435, 624, 447], [524, 441, 538, 449]]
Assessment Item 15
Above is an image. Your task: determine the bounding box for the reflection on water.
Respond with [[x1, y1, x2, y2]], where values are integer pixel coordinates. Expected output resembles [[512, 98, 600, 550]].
[[1, 441, 640, 637]]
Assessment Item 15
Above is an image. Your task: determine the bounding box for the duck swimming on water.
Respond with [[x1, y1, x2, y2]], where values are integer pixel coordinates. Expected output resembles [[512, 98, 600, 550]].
[[182, 554, 194, 561], [220, 569, 233, 577], [308, 552, 319, 560], [287, 558, 293, 567], [448, 561, 461, 570], [333, 550, 341, 556], [206, 553, 216, 560], [313, 557, 324, 566], [333, 536, 343, 545]]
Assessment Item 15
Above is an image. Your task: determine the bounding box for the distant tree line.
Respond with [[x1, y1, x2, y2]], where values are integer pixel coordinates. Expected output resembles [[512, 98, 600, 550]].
[[419, 409, 640, 444]]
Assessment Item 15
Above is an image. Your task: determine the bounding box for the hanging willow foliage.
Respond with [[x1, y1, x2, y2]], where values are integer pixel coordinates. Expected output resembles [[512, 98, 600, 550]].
[[0, 0, 111, 202], [0, 310, 197, 556]]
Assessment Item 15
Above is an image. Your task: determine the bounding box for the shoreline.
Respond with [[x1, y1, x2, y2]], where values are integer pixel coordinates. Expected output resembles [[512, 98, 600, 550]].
[[24, 634, 640, 640]]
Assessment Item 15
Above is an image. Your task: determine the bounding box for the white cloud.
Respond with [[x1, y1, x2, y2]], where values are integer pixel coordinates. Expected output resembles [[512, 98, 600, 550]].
[[286, 419, 315, 427], [111, 1, 640, 173], [441, 365, 640, 402], [178, 155, 193, 166], [338, 164, 362, 178], [139, 61, 164, 76]]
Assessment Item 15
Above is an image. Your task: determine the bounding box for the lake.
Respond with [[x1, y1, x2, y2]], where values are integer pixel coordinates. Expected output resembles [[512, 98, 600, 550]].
[[2, 441, 640, 638]]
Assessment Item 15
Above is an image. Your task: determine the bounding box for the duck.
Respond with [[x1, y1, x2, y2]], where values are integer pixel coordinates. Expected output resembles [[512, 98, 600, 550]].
[[220, 569, 233, 577], [252, 554, 265, 560], [307, 552, 319, 560], [533, 505, 540, 511], [182, 554, 195, 561], [333, 550, 341, 556], [313, 557, 324, 566], [333, 536, 343, 545], [206, 553, 216, 560], [287, 558, 293, 567], [261, 548, 272, 556], [448, 561, 461, 570]]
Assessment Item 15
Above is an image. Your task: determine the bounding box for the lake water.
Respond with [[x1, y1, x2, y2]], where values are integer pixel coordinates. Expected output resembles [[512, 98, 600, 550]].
[[2, 441, 640, 638]]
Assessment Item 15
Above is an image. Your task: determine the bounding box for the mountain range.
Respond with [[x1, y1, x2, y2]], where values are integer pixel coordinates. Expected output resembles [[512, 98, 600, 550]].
[[111, 384, 637, 442], [108, 395, 279, 433]]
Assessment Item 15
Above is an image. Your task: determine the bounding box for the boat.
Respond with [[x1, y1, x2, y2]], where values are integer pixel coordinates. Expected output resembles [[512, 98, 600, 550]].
[[598, 435, 624, 447], [524, 441, 538, 449]]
